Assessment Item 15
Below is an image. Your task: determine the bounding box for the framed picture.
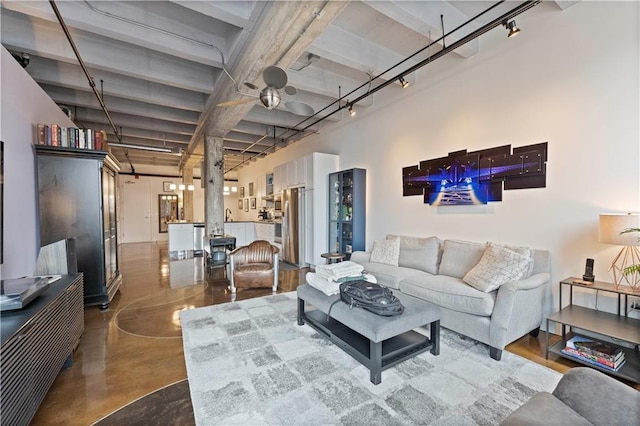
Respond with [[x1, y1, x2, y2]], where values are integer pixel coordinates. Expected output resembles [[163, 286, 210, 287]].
[[238, 199, 243, 209], [244, 198, 249, 212], [240, 186, 245, 197], [249, 182, 254, 197], [250, 197, 256, 209], [163, 181, 173, 192]]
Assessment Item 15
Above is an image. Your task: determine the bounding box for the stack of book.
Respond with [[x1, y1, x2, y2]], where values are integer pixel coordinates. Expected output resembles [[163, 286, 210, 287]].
[[562, 335, 625, 372], [36, 124, 107, 151]]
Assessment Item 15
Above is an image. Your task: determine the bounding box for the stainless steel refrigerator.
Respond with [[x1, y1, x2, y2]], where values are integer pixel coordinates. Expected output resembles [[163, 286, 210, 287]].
[[281, 187, 306, 266]]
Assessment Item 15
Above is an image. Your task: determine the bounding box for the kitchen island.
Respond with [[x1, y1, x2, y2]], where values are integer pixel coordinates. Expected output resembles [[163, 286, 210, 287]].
[[224, 221, 281, 251]]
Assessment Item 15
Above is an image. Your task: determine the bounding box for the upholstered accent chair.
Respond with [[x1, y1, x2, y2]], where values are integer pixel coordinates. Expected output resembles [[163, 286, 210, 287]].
[[229, 240, 279, 293]]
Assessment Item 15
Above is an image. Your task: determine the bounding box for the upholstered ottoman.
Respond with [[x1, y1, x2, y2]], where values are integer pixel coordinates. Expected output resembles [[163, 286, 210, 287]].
[[297, 283, 441, 384]]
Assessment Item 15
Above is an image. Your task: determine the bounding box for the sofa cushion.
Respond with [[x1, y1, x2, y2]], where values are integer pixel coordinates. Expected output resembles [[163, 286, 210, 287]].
[[399, 275, 496, 316], [369, 236, 401, 266], [353, 261, 432, 290], [463, 243, 532, 292], [438, 240, 487, 279], [387, 235, 441, 274], [500, 392, 592, 426]]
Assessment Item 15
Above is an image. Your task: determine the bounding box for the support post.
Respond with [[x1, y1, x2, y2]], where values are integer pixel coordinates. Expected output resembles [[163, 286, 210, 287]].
[[204, 135, 225, 237]]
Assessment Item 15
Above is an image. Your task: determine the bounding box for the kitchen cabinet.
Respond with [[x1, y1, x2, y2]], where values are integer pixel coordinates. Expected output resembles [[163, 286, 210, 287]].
[[273, 164, 284, 194], [255, 222, 275, 243], [224, 222, 256, 247], [329, 168, 366, 259], [270, 152, 339, 266], [36, 146, 121, 308], [305, 153, 339, 265], [168, 223, 194, 253]]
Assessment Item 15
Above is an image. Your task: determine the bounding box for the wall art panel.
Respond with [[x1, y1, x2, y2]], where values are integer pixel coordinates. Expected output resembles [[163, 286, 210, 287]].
[[403, 142, 547, 206]]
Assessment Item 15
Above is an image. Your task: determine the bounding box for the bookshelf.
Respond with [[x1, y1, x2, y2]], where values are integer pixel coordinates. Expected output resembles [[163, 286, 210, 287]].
[[545, 277, 640, 383]]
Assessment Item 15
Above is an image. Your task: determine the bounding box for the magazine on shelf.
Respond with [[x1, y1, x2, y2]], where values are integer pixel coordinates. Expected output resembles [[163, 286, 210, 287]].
[[562, 347, 624, 369], [565, 335, 623, 362], [561, 348, 626, 372]]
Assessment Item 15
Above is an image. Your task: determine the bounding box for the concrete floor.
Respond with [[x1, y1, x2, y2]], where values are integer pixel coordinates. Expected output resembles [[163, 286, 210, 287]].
[[30, 242, 637, 425], [32, 242, 308, 425]]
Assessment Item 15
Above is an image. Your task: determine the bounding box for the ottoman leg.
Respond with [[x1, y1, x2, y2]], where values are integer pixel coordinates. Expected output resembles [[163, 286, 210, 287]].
[[369, 340, 382, 385], [430, 320, 440, 356], [297, 298, 305, 326]]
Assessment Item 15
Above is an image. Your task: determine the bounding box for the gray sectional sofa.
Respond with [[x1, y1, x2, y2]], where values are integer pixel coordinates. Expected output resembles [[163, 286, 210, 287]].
[[350, 235, 551, 360], [501, 367, 640, 425]]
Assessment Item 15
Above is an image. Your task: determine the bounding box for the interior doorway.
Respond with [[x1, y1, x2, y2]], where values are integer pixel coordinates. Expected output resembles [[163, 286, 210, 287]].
[[120, 180, 152, 243]]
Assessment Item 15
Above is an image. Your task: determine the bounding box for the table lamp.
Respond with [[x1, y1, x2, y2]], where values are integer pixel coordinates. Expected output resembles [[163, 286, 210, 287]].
[[599, 213, 640, 291]]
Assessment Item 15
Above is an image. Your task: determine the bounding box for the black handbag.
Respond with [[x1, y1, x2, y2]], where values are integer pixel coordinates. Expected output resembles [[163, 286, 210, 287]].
[[339, 280, 404, 316]]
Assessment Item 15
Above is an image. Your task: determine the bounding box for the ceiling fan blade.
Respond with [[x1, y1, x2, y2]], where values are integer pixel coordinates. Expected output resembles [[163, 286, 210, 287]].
[[217, 98, 255, 107], [284, 85, 297, 96], [263, 65, 288, 89]]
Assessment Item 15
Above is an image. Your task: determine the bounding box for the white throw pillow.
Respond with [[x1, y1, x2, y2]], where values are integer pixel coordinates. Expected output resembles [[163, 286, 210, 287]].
[[463, 243, 531, 292], [369, 237, 401, 266]]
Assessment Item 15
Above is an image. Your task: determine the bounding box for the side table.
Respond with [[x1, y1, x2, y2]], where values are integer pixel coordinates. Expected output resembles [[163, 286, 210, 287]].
[[321, 252, 346, 264], [545, 277, 640, 384]]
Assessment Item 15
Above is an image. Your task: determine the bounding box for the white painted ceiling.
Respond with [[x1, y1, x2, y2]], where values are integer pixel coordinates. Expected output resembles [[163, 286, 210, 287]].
[[1, 1, 564, 176]]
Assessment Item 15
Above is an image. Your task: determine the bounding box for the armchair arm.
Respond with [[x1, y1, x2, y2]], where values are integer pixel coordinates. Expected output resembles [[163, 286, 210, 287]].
[[490, 272, 550, 349]]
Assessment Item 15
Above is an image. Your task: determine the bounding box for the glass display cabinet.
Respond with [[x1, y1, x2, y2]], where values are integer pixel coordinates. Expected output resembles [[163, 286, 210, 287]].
[[328, 168, 366, 259]]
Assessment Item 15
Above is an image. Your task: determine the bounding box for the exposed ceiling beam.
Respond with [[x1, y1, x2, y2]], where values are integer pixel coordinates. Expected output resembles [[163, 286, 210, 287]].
[[363, 0, 479, 59], [182, 1, 350, 169], [41, 84, 199, 125], [23, 55, 206, 112]]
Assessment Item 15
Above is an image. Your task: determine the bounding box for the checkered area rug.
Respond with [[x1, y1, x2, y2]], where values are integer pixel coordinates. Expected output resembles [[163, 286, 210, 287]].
[[180, 292, 561, 425]]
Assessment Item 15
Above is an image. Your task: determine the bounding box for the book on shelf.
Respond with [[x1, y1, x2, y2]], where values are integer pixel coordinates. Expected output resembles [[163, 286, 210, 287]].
[[562, 346, 624, 369], [37, 124, 46, 145], [35, 124, 108, 151], [51, 124, 60, 146], [561, 348, 626, 372], [566, 335, 623, 363]]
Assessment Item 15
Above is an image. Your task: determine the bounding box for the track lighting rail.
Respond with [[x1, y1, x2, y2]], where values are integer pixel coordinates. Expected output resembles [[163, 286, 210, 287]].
[[295, 0, 541, 137]]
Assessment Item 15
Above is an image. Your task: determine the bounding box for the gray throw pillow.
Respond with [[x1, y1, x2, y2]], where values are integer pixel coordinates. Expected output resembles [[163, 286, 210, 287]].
[[438, 240, 487, 279], [386, 235, 441, 274]]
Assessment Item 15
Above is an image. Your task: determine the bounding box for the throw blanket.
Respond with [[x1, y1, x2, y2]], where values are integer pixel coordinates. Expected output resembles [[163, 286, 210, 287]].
[[315, 261, 364, 282], [306, 271, 377, 296]]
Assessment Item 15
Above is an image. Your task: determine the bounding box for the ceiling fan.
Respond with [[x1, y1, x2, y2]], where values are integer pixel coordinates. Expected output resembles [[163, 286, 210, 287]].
[[217, 65, 315, 116]]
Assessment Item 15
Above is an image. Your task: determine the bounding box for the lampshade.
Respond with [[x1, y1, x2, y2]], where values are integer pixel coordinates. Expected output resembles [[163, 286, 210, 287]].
[[599, 213, 640, 246], [178, 183, 186, 191]]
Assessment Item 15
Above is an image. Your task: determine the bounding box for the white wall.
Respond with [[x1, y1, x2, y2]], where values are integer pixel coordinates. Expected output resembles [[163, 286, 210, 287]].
[[0, 46, 75, 279], [116, 175, 241, 242], [238, 2, 640, 318]]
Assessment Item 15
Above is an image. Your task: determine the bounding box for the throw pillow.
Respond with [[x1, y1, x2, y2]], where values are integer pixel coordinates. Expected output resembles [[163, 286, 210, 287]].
[[370, 237, 401, 266], [463, 243, 532, 292], [386, 235, 441, 274], [439, 240, 487, 279]]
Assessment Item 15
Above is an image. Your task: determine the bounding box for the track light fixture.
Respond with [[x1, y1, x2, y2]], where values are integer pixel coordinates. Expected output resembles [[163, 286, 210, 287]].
[[348, 104, 356, 117], [399, 77, 409, 88], [503, 20, 520, 38]]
